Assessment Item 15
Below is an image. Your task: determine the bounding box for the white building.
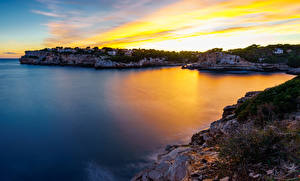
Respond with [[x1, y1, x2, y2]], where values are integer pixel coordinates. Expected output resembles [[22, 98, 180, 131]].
[[259, 57, 265, 62], [57, 48, 76, 53], [64, 48, 76, 53], [124, 50, 133, 56], [273, 48, 283, 54], [107, 50, 117, 56]]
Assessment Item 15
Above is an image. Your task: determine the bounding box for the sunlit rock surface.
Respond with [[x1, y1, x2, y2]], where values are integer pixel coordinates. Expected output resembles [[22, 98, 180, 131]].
[[182, 52, 295, 74], [19, 50, 180, 68]]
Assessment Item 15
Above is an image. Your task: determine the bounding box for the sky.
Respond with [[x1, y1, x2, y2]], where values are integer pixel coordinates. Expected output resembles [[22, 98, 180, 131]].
[[0, 0, 300, 58]]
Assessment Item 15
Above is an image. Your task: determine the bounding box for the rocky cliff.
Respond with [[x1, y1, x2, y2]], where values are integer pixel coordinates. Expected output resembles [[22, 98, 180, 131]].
[[182, 52, 300, 74], [132, 76, 300, 181], [20, 49, 300, 74], [19, 50, 180, 68]]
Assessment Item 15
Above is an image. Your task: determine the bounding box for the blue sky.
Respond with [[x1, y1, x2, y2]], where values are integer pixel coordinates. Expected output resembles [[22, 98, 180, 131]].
[[0, 0, 48, 39]]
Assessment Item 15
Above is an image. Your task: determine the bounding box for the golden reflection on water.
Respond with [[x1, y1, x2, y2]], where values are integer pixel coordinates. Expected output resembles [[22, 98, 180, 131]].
[[106, 67, 295, 145]]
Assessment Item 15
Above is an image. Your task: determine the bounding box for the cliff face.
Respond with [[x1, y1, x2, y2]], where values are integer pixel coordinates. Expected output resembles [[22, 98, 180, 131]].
[[19, 50, 177, 68], [132, 76, 300, 181], [197, 52, 250, 65], [182, 52, 295, 73], [20, 50, 300, 74]]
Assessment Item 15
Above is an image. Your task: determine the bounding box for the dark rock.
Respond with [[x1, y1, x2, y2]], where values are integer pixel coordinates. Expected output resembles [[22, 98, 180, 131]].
[[287, 68, 300, 75], [237, 91, 262, 104], [165, 145, 178, 152], [220, 176, 230, 181], [191, 173, 200, 178], [222, 105, 236, 118], [245, 91, 262, 98], [191, 129, 209, 146], [191, 133, 205, 146]]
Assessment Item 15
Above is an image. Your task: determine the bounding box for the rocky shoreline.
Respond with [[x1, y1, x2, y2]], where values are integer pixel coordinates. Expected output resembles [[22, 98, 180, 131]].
[[182, 63, 300, 75], [19, 48, 300, 74], [132, 85, 300, 181], [181, 52, 300, 75]]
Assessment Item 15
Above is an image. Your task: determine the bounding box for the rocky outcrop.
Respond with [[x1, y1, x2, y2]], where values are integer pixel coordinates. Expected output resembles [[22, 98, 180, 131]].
[[287, 68, 300, 75], [94, 57, 175, 68], [19, 50, 181, 68], [197, 52, 250, 65], [20, 50, 300, 74], [132, 145, 219, 181], [182, 52, 296, 74]]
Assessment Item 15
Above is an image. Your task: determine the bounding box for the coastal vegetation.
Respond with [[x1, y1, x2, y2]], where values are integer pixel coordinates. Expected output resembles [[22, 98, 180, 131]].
[[21, 44, 300, 73], [217, 76, 300, 179], [218, 126, 300, 179], [110, 49, 199, 63], [236, 76, 300, 124], [40, 47, 200, 63]]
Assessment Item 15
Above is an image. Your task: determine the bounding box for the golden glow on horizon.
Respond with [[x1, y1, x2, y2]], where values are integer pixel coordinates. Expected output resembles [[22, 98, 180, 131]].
[[0, 41, 42, 58], [1, 0, 300, 57]]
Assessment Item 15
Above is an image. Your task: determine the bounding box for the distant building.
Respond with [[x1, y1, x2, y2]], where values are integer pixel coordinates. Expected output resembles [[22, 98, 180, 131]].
[[64, 48, 76, 53], [273, 48, 283, 54], [259, 57, 265, 62], [56, 47, 76, 53], [58, 49, 64, 53], [107, 50, 117, 56], [124, 50, 133, 56]]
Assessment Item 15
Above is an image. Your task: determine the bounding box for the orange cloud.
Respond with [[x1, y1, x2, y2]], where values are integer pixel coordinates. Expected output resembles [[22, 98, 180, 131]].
[[57, 0, 299, 50]]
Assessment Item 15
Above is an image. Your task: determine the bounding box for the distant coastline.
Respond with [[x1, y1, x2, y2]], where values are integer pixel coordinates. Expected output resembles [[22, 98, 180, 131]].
[[19, 44, 300, 74], [19, 47, 187, 69]]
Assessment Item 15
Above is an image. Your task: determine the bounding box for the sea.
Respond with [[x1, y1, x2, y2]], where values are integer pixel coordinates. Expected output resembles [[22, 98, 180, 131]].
[[0, 59, 295, 181]]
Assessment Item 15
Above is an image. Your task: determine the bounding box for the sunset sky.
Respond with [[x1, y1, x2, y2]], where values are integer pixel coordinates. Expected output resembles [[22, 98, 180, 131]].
[[1, 0, 300, 58]]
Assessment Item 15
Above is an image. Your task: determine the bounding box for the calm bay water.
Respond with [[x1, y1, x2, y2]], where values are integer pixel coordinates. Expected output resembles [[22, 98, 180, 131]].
[[0, 59, 295, 181]]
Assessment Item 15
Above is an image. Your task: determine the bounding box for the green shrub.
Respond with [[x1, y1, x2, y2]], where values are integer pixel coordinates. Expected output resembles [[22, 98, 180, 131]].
[[219, 129, 286, 166], [26, 55, 39, 59], [236, 76, 300, 124], [218, 128, 300, 176], [217, 127, 300, 179], [287, 55, 300, 68], [110, 55, 136, 63]]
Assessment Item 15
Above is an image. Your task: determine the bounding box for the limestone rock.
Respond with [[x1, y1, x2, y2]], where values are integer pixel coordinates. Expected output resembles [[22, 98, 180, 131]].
[[220, 176, 230, 181], [20, 50, 176, 68], [182, 52, 293, 73], [222, 105, 236, 118], [287, 68, 300, 75]]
